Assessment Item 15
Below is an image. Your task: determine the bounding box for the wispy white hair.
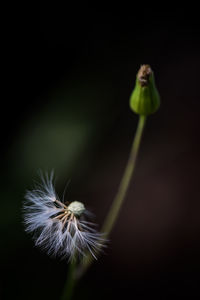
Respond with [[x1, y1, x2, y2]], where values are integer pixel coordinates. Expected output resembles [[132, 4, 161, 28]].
[[23, 171, 104, 259]]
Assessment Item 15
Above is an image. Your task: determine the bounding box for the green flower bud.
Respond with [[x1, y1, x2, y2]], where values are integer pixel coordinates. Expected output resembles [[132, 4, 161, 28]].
[[130, 65, 160, 115]]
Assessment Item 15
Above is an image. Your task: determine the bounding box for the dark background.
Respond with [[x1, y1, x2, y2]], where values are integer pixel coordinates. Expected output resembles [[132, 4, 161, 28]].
[[1, 2, 200, 299]]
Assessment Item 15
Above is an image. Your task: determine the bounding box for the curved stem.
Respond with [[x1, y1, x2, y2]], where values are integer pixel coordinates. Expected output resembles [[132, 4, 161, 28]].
[[78, 114, 147, 277], [101, 115, 146, 235], [61, 259, 77, 300]]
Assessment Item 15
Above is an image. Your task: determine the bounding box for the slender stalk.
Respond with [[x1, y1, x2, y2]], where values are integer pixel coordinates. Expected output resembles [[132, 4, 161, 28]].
[[101, 115, 146, 235], [61, 259, 77, 300], [78, 114, 147, 276]]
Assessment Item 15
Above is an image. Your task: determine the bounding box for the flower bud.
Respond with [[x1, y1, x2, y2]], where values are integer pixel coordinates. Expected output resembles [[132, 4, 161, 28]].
[[130, 65, 160, 115]]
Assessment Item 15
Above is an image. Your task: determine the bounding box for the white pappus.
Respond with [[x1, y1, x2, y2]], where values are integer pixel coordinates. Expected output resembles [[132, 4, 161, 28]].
[[23, 171, 104, 260]]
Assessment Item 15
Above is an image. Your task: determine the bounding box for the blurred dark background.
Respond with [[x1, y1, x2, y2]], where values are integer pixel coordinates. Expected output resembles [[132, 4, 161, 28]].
[[1, 2, 200, 299]]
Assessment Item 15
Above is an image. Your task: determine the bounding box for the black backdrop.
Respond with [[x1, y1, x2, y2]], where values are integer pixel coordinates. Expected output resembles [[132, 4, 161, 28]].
[[1, 2, 200, 299]]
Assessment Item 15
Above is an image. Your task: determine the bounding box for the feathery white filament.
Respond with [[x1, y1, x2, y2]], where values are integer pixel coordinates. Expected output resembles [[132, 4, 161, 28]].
[[23, 171, 103, 259]]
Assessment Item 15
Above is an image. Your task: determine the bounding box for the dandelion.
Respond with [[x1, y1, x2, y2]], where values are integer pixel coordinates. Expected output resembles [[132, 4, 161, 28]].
[[23, 171, 103, 260]]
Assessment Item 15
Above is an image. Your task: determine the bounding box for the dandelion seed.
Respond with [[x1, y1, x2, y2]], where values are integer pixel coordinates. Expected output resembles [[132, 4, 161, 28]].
[[23, 171, 104, 260]]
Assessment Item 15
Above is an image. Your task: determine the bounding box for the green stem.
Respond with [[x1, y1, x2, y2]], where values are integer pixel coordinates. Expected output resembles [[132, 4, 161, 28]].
[[102, 114, 146, 234], [78, 114, 147, 277], [61, 259, 77, 300]]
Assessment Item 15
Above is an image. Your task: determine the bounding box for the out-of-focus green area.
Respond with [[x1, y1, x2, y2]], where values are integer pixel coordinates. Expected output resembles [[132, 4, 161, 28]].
[[1, 74, 116, 239], [1, 70, 122, 299]]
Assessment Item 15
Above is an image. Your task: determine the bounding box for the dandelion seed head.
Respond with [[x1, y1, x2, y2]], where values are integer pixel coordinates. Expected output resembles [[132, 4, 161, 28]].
[[68, 201, 85, 216], [23, 171, 104, 260]]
